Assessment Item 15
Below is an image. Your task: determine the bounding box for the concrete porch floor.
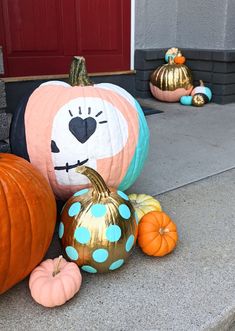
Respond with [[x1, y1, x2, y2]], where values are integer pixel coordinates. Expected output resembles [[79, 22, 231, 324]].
[[1, 99, 235, 331]]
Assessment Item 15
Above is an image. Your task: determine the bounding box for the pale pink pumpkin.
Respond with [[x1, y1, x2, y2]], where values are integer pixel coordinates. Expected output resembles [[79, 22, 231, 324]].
[[29, 256, 82, 307]]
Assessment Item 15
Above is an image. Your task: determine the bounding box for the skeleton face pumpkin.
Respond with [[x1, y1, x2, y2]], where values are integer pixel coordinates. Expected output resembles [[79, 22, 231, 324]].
[[10, 82, 149, 200]]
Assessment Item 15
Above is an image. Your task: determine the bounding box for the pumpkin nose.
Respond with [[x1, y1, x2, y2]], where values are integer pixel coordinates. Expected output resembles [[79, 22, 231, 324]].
[[69, 117, 97, 144]]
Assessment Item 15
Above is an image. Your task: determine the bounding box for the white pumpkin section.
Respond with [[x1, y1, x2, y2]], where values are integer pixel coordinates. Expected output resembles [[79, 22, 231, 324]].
[[40, 81, 71, 88], [51, 97, 129, 186]]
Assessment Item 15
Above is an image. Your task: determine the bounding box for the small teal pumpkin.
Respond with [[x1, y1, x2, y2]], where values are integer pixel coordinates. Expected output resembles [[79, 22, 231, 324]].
[[165, 47, 179, 63], [191, 80, 212, 102], [180, 96, 193, 106]]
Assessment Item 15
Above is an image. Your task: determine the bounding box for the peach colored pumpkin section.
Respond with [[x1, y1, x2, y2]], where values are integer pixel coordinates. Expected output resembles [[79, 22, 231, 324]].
[[150, 83, 193, 102], [25, 85, 139, 200]]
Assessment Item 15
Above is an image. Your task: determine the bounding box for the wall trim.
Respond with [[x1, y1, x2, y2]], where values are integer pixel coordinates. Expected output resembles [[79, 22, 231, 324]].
[[131, 0, 135, 70]]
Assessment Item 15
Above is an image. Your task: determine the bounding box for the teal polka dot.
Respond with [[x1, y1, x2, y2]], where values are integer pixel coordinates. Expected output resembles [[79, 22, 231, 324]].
[[74, 227, 91, 244], [119, 204, 131, 219], [58, 222, 64, 239], [109, 259, 124, 271], [106, 225, 121, 242], [91, 204, 107, 217], [82, 265, 97, 273], [92, 249, 109, 263], [126, 235, 135, 252], [117, 190, 129, 201], [74, 189, 89, 196], [65, 246, 79, 261], [135, 212, 139, 225], [68, 202, 81, 217]]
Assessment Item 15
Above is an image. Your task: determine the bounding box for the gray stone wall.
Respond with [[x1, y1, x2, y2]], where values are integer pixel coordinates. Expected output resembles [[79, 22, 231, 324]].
[[135, 0, 235, 50], [0, 47, 4, 75], [0, 48, 11, 152]]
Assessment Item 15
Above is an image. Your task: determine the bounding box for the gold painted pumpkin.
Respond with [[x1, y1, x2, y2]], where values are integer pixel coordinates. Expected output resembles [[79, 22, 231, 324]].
[[150, 58, 193, 102], [128, 194, 162, 221], [192, 93, 206, 107], [60, 166, 138, 273]]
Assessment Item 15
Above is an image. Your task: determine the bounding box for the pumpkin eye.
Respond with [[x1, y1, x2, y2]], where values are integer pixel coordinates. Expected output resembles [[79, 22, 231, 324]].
[[51, 140, 60, 153]]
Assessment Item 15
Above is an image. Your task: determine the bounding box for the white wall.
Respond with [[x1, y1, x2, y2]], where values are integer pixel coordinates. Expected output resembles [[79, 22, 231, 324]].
[[135, 0, 235, 50]]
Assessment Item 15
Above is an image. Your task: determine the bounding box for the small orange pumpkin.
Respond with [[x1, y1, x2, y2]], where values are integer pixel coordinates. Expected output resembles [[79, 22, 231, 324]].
[[138, 211, 178, 257], [29, 256, 82, 307], [174, 56, 186, 64]]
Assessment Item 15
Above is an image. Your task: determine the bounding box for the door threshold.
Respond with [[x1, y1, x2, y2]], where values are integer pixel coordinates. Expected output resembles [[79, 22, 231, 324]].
[[2, 70, 136, 83]]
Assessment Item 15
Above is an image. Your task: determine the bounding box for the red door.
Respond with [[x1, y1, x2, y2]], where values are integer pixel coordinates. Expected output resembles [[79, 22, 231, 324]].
[[0, 0, 131, 77]]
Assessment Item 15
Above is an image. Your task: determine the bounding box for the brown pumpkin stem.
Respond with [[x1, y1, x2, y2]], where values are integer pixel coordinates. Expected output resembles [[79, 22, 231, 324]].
[[159, 227, 169, 235], [76, 166, 110, 198], [69, 56, 93, 87], [52, 255, 63, 277], [199, 80, 204, 86]]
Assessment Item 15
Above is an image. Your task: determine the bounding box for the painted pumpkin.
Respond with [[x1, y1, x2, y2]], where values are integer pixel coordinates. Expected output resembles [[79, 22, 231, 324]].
[[128, 193, 162, 221], [180, 95, 193, 106], [29, 256, 82, 307], [138, 211, 178, 257], [164, 47, 179, 63], [174, 53, 186, 65], [10, 56, 149, 201], [60, 166, 138, 273], [150, 57, 193, 102], [191, 80, 212, 102], [192, 93, 206, 107], [0, 153, 56, 294]]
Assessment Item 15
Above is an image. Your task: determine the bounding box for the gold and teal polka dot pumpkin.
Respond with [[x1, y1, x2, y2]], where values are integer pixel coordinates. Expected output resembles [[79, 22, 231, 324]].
[[60, 166, 138, 273]]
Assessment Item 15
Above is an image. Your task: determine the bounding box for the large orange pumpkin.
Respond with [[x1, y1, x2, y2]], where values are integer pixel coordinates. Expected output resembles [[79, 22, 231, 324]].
[[0, 153, 56, 294], [138, 211, 178, 257]]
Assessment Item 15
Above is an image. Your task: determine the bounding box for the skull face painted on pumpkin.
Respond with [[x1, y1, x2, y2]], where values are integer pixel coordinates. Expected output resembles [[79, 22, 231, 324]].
[[10, 81, 149, 201], [51, 93, 129, 187]]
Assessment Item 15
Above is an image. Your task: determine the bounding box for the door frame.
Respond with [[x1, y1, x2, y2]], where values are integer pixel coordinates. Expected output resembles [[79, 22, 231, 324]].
[[130, 0, 135, 70]]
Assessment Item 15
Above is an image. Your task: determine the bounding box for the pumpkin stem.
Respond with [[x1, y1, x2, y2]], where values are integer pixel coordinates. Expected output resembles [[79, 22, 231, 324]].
[[168, 57, 175, 65], [159, 227, 169, 235], [52, 255, 63, 277], [76, 166, 110, 198], [69, 56, 93, 87], [199, 80, 204, 86]]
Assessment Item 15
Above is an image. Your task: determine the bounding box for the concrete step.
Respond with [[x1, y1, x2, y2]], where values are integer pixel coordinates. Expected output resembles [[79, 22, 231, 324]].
[[0, 169, 235, 330]]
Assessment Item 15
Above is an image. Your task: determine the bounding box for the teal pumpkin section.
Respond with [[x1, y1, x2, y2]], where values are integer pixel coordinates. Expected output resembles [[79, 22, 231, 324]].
[[180, 96, 193, 106], [203, 87, 212, 101], [165, 54, 176, 63], [119, 99, 149, 191]]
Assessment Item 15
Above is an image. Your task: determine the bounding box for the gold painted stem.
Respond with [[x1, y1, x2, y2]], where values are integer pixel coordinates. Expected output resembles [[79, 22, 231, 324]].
[[69, 56, 93, 87], [76, 166, 110, 197], [52, 255, 63, 277]]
